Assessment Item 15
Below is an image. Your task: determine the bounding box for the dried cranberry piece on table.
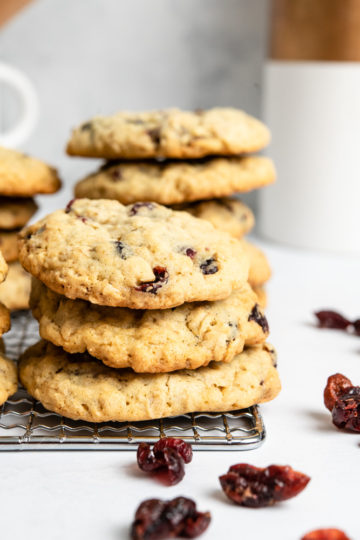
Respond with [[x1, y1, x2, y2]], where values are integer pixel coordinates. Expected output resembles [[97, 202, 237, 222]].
[[135, 266, 169, 295], [131, 496, 211, 540], [314, 310, 352, 330], [301, 529, 351, 540], [137, 437, 192, 486], [353, 319, 360, 336], [219, 464, 310, 507], [324, 373, 360, 432]]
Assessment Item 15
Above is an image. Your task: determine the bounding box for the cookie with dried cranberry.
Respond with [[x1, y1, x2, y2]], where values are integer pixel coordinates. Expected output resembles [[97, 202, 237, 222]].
[[0, 262, 31, 311], [67, 107, 270, 160], [0, 197, 38, 229], [74, 156, 275, 205], [0, 146, 61, 196], [31, 279, 267, 372], [0, 342, 17, 406], [174, 198, 254, 239], [19, 199, 249, 309], [19, 341, 280, 422]]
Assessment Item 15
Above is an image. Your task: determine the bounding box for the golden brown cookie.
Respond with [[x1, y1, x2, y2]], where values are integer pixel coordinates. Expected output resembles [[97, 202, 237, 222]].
[[30, 280, 268, 373], [0, 230, 19, 262], [0, 146, 61, 196], [74, 156, 275, 205], [0, 341, 17, 406], [0, 262, 31, 311], [19, 341, 280, 422], [67, 107, 270, 159], [253, 286, 267, 308], [19, 199, 249, 309], [0, 197, 38, 229], [242, 240, 271, 287], [0, 251, 8, 284]]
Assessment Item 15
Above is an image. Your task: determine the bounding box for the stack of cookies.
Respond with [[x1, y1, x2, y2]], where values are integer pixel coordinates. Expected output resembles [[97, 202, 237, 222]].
[[0, 147, 61, 310], [69, 107, 276, 306], [0, 253, 18, 406], [18, 198, 280, 423]]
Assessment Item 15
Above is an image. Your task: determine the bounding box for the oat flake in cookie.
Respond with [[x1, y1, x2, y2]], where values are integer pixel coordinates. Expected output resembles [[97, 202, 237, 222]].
[[31, 280, 267, 373], [19, 341, 280, 423], [66, 107, 270, 159], [19, 199, 249, 309]]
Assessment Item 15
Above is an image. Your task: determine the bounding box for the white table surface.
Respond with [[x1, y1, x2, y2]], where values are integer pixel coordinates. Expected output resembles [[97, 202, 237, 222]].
[[1, 238, 359, 540]]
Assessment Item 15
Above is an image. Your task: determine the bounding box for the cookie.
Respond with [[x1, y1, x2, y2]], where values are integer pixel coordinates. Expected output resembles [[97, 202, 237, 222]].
[[0, 343, 17, 406], [74, 156, 275, 206], [67, 107, 270, 160], [0, 302, 10, 336], [0, 251, 8, 284], [175, 198, 254, 239], [31, 279, 268, 372], [0, 230, 19, 262], [253, 286, 267, 308], [0, 146, 61, 196], [19, 199, 249, 309], [242, 241, 271, 287], [0, 262, 31, 311], [19, 340, 280, 422], [0, 197, 38, 229]]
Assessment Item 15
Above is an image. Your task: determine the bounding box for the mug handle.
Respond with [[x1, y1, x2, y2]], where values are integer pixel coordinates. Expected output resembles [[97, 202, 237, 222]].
[[0, 62, 39, 148]]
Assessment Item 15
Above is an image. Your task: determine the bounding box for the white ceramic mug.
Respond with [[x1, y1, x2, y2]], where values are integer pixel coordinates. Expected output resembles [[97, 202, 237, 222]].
[[0, 62, 39, 148]]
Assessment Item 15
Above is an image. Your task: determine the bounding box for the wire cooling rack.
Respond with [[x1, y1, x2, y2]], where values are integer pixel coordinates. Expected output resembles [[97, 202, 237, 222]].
[[0, 311, 265, 451]]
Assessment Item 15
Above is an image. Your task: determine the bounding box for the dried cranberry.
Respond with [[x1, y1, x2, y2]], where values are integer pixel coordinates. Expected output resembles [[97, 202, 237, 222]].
[[81, 122, 93, 131], [301, 529, 351, 540], [353, 319, 360, 336], [219, 464, 310, 507], [147, 127, 161, 145], [111, 168, 123, 181], [181, 247, 196, 260], [324, 374, 352, 411], [135, 266, 169, 295], [131, 497, 211, 540], [200, 258, 218, 275], [314, 311, 351, 330], [248, 304, 269, 333], [129, 202, 155, 216], [154, 437, 193, 464], [137, 437, 192, 485], [65, 199, 76, 213], [332, 387, 360, 432], [114, 241, 129, 259]]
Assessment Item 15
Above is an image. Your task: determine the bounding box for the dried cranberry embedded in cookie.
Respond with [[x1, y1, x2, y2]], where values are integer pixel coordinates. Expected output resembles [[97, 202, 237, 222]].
[[146, 127, 161, 145], [65, 199, 76, 213], [301, 529, 351, 540], [248, 304, 269, 333], [129, 202, 155, 216], [199, 258, 218, 275], [130, 497, 211, 540], [111, 168, 123, 181], [219, 464, 310, 507], [135, 266, 169, 295]]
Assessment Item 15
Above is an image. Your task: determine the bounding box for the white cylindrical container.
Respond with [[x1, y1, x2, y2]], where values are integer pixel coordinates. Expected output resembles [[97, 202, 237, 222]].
[[259, 0, 360, 254]]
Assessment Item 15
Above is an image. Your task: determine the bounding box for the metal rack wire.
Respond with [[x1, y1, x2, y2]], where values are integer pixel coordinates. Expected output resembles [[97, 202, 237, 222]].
[[0, 311, 266, 451]]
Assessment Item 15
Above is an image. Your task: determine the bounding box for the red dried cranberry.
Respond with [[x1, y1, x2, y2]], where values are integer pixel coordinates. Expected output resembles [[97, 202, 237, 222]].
[[219, 464, 310, 507], [135, 266, 169, 295], [324, 374, 352, 411], [147, 127, 161, 145], [65, 199, 76, 213], [353, 319, 360, 336], [184, 248, 196, 260], [248, 304, 269, 333], [81, 122, 93, 131], [129, 202, 155, 216], [332, 387, 360, 432], [154, 437, 193, 464], [111, 168, 123, 181], [301, 529, 350, 540], [137, 437, 192, 486], [200, 258, 218, 275], [314, 310, 351, 330], [114, 241, 128, 259], [131, 497, 211, 540]]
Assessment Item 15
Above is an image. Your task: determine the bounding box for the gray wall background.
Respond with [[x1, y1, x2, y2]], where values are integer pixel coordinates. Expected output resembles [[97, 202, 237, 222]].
[[0, 0, 268, 216]]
